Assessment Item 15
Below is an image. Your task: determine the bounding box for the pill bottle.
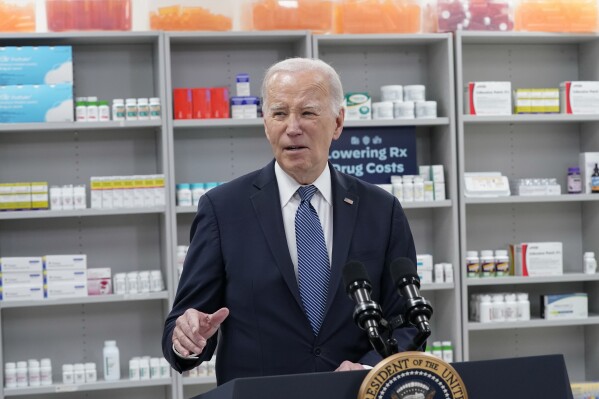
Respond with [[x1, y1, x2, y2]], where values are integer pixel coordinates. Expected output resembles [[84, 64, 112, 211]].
[[28, 359, 41, 387], [494, 249, 510, 277], [73, 363, 85, 384], [480, 250, 495, 277], [479, 294, 492, 323], [125, 98, 138, 121], [443, 263, 453, 283], [150, 358, 160, 379], [191, 183, 205, 206], [5, 362, 17, 388], [159, 358, 171, 378], [567, 167, 582, 194], [149, 97, 161, 120], [126, 272, 139, 294], [137, 98, 150, 120], [504, 293, 518, 322], [491, 294, 506, 322], [516, 293, 530, 321], [129, 358, 140, 380], [86, 97, 99, 122], [16, 361, 28, 387], [113, 273, 127, 295], [431, 341, 442, 358], [176, 183, 192, 206], [441, 341, 453, 363], [584, 252, 597, 274], [465, 251, 480, 278], [76, 101, 87, 122], [85, 362, 97, 383], [40, 358, 52, 386], [62, 364, 74, 384], [112, 99, 125, 121], [150, 270, 164, 292], [103, 341, 121, 381], [138, 271, 151, 293], [139, 358, 150, 380], [98, 101, 110, 122]]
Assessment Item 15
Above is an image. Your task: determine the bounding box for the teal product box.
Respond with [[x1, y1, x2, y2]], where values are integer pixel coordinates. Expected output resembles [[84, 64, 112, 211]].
[[0, 46, 73, 85], [0, 84, 74, 123]]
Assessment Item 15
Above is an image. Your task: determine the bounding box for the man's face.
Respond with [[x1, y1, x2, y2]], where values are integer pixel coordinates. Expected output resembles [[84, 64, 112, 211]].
[[263, 70, 344, 185]]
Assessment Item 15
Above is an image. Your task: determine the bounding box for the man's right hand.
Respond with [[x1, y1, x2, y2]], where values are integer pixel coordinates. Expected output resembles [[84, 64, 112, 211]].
[[172, 307, 230, 357]]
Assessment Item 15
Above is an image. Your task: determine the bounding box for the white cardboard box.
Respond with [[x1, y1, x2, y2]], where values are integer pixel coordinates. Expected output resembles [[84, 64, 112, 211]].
[[43, 254, 87, 270], [44, 281, 88, 299], [0, 257, 43, 273], [1, 284, 44, 301], [542, 293, 588, 319], [513, 242, 563, 276], [466, 82, 512, 115], [44, 269, 87, 283], [0, 271, 43, 286], [560, 81, 599, 114]]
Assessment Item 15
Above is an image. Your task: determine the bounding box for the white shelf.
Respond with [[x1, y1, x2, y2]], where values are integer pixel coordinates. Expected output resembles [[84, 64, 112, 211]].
[[0, 291, 169, 309], [468, 315, 599, 331], [466, 273, 599, 286], [182, 376, 217, 386], [421, 282, 455, 291], [344, 118, 450, 127], [462, 114, 599, 124], [3, 378, 173, 397], [0, 207, 166, 220], [173, 118, 450, 129], [0, 120, 162, 133], [457, 31, 599, 45], [464, 194, 599, 205]]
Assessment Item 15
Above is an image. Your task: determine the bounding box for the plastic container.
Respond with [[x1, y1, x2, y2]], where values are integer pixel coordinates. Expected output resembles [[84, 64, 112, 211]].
[[0, 0, 36, 32], [46, 0, 132, 32], [5, 362, 17, 388], [242, 0, 336, 34], [425, 0, 513, 33], [149, 0, 233, 31], [584, 252, 597, 274], [567, 167, 583, 194], [338, 0, 421, 33], [103, 340, 121, 381], [515, 0, 598, 33], [40, 359, 52, 386]]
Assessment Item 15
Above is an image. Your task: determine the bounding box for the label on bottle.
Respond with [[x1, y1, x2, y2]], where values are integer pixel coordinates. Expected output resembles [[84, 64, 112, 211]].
[[567, 174, 582, 193], [592, 175, 599, 193]]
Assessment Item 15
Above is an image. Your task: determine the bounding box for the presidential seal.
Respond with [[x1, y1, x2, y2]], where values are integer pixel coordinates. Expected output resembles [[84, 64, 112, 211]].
[[358, 352, 468, 399]]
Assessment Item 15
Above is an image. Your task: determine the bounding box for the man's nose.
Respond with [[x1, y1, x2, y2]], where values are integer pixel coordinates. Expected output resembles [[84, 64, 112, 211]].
[[285, 113, 302, 135]]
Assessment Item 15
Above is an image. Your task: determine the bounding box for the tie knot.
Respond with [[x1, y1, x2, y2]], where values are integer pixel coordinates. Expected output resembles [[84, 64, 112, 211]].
[[298, 185, 317, 203]]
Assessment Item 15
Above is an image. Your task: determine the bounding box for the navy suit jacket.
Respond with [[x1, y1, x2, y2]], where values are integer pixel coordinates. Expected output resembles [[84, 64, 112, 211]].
[[162, 160, 417, 385]]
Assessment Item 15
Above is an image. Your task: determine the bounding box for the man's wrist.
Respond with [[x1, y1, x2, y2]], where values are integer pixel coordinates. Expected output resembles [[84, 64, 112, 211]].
[[172, 343, 200, 360]]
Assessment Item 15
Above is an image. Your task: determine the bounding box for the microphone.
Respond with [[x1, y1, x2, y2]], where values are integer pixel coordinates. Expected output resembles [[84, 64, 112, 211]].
[[342, 261, 390, 357], [389, 257, 433, 350]]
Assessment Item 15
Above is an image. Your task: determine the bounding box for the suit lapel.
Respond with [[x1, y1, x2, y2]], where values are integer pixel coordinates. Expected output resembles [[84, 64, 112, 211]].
[[250, 161, 303, 308], [324, 166, 359, 315]]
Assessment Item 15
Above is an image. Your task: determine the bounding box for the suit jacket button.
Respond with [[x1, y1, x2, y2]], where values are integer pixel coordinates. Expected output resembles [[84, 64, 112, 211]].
[[314, 348, 321, 356]]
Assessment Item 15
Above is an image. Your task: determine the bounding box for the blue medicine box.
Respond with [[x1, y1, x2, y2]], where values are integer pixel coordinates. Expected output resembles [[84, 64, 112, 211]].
[[0, 84, 74, 123], [0, 46, 73, 85]]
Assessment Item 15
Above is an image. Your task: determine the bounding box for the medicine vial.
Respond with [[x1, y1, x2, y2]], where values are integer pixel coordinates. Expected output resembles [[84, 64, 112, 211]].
[[98, 101, 110, 121], [62, 364, 74, 384], [73, 363, 85, 384], [16, 361, 27, 388], [504, 293, 518, 322], [584, 252, 597, 274], [149, 97, 161, 120], [112, 99, 125, 121], [40, 358, 52, 386], [137, 98, 150, 120], [5, 362, 17, 388], [567, 167, 582, 194], [491, 294, 506, 322], [86, 97, 99, 122], [431, 341, 443, 358], [85, 362, 97, 383], [443, 263, 453, 283], [176, 183, 192, 206], [103, 341, 121, 381], [28, 359, 41, 387], [191, 183, 205, 206], [516, 293, 531, 321], [113, 273, 127, 295], [434, 263, 444, 283], [125, 98, 138, 120], [150, 270, 164, 292], [479, 294, 492, 323], [466, 250, 480, 278], [592, 163, 599, 194], [129, 358, 140, 380], [137, 271, 151, 293], [126, 272, 139, 294], [413, 176, 424, 202]]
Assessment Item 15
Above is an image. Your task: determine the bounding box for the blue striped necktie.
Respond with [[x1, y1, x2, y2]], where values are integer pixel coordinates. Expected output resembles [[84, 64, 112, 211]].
[[295, 185, 330, 336]]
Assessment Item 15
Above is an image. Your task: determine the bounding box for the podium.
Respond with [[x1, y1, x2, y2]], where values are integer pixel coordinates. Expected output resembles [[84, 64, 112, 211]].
[[193, 354, 573, 399]]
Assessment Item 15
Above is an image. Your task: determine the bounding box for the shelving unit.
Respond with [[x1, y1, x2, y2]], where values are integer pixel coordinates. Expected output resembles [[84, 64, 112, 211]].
[[313, 33, 461, 360], [455, 31, 599, 382], [0, 32, 175, 399]]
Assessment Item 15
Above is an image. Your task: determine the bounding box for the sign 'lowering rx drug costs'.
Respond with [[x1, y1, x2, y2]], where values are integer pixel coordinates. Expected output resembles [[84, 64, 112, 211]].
[[329, 126, 417, 184]]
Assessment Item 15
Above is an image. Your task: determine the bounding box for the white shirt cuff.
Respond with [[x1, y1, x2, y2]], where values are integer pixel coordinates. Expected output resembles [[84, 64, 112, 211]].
[[172, 343, 200, 359]]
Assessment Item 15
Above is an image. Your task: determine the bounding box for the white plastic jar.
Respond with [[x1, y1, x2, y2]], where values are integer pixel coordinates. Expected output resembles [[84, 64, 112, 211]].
[[150, 270, 164, 292], [404, 85, 426, 102], [137, 271, 151, 293], [40, 358, 52, 386], [112, 99, 125, 121], [126, 272, 139, 294], [84, 362, 97, 383], [393, 101, 415, 119], [372, 101, 394, 120], [125, 98, 138, 121], [73, 363, 85, 384], [380, 85, 403, 102], [149, 97, 161, 120], [113, 273, 127, 295], [137, 98, 149, 120], [103, 341, 120, 381], [129, 358, 140, 380], [62, 364, 74, 385], [176, 183, 192, 206], [5, 362, 17, 388], [28, 359, 41, 387]]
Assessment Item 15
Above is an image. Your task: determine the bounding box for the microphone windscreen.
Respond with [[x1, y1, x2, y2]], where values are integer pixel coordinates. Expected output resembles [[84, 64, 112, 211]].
[[342, 260, 369, 289], [389, 257, 419, 284]]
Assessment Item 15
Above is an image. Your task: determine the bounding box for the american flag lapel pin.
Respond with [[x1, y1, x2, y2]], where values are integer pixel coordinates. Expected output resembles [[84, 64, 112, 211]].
[[344, 198, 354, 205]]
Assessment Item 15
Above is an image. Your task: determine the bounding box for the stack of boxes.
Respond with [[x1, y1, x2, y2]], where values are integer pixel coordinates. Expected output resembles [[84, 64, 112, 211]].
[[43, 255, 87, 299], [514, 88, 560, 114], [0, 182, 49, 211], [0, 257, 44, 301], [90, 175, 166, 209], [230, 73, 260, 119], [173, 87, 230, 119], [0, 46, 74, 123]]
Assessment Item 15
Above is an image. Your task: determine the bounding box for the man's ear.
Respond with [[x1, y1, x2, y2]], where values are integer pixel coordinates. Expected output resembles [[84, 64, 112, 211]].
[[333, 107, 345, 141]]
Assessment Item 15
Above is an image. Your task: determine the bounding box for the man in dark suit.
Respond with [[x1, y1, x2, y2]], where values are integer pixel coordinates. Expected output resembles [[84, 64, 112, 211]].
[[162, 58, 418, 385]]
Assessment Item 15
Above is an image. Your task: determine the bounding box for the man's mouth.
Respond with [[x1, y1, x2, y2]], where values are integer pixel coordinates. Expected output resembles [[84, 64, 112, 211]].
[[285, 146, 307, 151]]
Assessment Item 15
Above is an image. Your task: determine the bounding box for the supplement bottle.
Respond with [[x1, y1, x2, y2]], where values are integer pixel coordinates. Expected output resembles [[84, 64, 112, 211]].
[[129, 358, 140, 380], [16, 361, 27, 388], [150, 358, 160, 379], [103, 340, 121, 381], [76, 101, 87, 122], [139, 358, 150, 380], [592, 163, 599, 194], [137, 98, 149, 120], [125, 98, 138, 121], [112, 99, 125, 121], [98, 101, 110, 121], [466, 250, 480, 278], [494, 249, 510, 277], [62, 364, 74, 384], [516, 293, 531, 321], [149, 97, 161, 120], [567, 167, 582, 194], [40, 358, 52, 386], [504, 293, 518, 322], [584, 252, 597, 274], [85, 362, 97, 383], [86, 97, 99, 122], [480, 250, 496, 277], [28, 359, 41, 387], [176, 183, 192, 206], [491, 294, 505, 322], [5, 362, 17, 388], [73, 363, 85, 384], [441, 341, 453, 363]]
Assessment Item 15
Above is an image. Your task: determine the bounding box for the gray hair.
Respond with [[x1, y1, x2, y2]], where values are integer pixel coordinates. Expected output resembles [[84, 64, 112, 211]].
[[261, 58, 344, 116]]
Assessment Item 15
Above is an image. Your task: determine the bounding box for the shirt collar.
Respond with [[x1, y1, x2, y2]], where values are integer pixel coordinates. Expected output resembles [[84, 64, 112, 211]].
[[274, 162, 332, 208]]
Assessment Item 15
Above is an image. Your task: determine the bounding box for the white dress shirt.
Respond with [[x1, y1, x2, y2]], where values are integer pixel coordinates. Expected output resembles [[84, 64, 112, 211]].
[[274, 161, 333, 274]]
